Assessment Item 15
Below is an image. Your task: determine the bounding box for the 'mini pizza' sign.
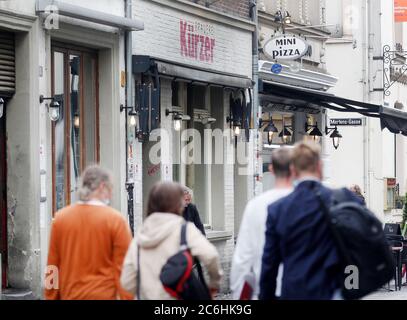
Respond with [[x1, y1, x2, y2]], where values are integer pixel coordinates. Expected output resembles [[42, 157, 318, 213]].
[[264, 35, 309, 61]]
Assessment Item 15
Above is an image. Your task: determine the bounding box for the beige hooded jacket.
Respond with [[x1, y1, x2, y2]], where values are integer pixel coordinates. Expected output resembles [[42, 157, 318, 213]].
[[120, 212, 223, 300]]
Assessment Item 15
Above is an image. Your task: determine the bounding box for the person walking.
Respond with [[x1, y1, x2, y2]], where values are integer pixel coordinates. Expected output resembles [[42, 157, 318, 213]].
[[44, 165, 133, 300], [350, 184, 366, 205], [182, 186, 206, 236], [120, 182, 222, 300], [182, 186, 208, 288], [259, 141, 364, 300], [231, 147, 293, 300]]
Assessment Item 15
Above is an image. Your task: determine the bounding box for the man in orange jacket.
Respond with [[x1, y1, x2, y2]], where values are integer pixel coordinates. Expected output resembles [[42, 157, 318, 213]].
[[45, 165, 133, 300]]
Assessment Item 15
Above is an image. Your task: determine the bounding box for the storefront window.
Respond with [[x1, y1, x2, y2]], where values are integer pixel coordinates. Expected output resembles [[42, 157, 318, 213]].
[[387, 187, 395, 210], [186, 84, 211, 226], [52, 45, 99, 213], [69, 55, 81, 203], [53, 51, 66, 210]]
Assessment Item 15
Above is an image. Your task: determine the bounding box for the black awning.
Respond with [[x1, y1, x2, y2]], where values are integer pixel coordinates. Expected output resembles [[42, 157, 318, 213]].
[[259, 80, 407, 136], [133, 55, 253, 89]]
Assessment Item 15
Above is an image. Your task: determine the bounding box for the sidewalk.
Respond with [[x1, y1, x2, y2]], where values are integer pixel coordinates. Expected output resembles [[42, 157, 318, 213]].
[[362, 283, 407, 300], [217, 283, 407, 300]]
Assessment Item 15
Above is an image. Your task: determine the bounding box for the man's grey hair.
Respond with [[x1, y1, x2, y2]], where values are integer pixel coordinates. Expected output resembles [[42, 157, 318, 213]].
[[78, 165, 113, 201], [182, 186, 193, 198]]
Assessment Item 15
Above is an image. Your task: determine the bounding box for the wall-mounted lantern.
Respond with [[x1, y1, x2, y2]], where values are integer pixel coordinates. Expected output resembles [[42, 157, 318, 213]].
[[325, 125, 342, 150], [260, 113, 279, 145], [166, 109, 190, 132], [279, 117, 293, 144], [120, 104, 139, 128], [40, 95, 61, 122], [275, 10, 292, 33], [305, 121, 323, 143], [226, 115, 242, 136]]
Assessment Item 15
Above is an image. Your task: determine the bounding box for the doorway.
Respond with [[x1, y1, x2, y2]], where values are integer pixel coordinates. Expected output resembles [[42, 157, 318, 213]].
[[51, 43, 100, 214], [0, 100, 7, 288]]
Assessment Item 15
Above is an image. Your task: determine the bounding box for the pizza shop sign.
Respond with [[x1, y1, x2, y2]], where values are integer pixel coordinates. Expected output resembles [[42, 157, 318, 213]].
[[264, 35, 309, 61], [180, 19, 215, 63]]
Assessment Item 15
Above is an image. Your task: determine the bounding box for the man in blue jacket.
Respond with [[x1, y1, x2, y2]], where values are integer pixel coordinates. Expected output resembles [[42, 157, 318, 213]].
[[259, 141, 363, 300]]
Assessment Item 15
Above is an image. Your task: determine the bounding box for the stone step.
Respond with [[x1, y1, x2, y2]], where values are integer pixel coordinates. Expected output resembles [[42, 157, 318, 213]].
[[1, 289, 37, 300]]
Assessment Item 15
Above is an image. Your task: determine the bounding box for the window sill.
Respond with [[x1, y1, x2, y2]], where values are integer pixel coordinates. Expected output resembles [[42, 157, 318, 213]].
[[206, 230, 233, 242]]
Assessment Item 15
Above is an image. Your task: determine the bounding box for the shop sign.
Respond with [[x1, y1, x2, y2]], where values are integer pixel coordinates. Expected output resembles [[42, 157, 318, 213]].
[[180, 19, 215, 63], [387, 178, 397, 187], [271, 63, 283, 74], [329, 118, 363, 126], [395, 0, 407, 22], [263, 35, 308, 61]]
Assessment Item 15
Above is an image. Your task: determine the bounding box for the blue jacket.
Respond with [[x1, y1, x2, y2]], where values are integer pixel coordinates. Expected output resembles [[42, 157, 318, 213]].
[[259, 180, 363, 300]]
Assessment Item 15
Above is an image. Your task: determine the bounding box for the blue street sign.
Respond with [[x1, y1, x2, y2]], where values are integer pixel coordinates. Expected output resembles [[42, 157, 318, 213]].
[[271, 63, 283, 74]]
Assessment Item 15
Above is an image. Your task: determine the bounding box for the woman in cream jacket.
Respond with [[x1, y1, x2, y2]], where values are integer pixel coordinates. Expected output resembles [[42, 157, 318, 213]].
[[121, 182, 223, 300]]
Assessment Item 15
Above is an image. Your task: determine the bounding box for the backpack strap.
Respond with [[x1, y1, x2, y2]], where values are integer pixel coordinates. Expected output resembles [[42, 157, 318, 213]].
[[180, 223, 188, 251], [331, 188, 351, 206]]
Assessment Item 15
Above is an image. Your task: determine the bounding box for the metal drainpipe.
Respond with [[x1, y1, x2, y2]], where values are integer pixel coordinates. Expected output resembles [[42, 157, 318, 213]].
[[125, 0, 135, 235], [251, 0, 259, 197], [362, 0, 370, 207]]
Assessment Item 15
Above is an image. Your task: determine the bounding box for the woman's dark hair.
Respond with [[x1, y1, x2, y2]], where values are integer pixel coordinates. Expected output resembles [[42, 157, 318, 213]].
[[146, 182, 184, 217]]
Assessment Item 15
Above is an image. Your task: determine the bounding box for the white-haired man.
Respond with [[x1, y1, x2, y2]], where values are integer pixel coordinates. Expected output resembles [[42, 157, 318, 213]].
[[45, 165, 132, 300]]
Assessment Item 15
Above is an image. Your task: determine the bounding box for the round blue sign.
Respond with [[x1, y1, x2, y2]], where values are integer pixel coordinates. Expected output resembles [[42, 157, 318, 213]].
[[271, 63, 283, 74]]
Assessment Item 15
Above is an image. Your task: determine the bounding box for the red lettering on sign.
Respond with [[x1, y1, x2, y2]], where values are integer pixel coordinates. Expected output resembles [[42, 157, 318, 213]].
[[180, 20, 188, 56], [210, 39, 215, 62], [179, 19, 216, 63], [194, 34, 199, 59], [205, 36, 211, 62]]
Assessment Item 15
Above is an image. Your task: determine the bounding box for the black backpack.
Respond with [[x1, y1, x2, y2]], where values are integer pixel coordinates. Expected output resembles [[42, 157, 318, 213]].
[[317, 188, 395, 300], [159, 223, 212, 300]]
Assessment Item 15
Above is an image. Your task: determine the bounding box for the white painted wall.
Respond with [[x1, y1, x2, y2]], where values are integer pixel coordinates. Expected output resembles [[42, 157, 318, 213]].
[[132, 0, 253, 78], [325, 0, 407, 222], [0, 0, 125, 16]]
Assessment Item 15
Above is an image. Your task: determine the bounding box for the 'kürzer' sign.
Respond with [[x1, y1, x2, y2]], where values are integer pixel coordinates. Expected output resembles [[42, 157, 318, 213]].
[[330, 118, 363, 126], [263, 35, 308, 61]]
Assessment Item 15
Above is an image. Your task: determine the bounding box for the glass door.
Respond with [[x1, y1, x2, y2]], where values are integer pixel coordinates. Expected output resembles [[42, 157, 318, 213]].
[[51, 44, 99, 214]]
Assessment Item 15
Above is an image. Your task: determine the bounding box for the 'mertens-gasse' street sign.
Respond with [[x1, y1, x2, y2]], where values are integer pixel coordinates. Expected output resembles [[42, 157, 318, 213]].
[[330, 118, 363, 126]]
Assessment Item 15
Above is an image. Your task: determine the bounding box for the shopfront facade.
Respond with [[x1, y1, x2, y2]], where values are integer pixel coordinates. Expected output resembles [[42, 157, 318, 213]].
[[0, 0, 143, 298], [131, 0, 254, 292], [256, 3, 338, 193]]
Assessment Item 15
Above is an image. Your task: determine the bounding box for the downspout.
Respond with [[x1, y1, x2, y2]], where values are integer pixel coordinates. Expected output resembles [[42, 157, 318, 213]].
[[363, 0, 370, 207], [125, 0, 135, 235], [250, 0, 259, 197]]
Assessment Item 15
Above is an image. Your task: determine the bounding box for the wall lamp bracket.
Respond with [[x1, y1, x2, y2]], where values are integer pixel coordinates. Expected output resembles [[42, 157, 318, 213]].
[[39, 95, 61, 122], [120, 104, 138, 113]]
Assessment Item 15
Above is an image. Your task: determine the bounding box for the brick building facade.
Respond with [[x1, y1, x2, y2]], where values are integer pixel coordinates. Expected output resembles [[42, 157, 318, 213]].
[[131, 0, 255, 293], [187, 0, 252, 19]]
